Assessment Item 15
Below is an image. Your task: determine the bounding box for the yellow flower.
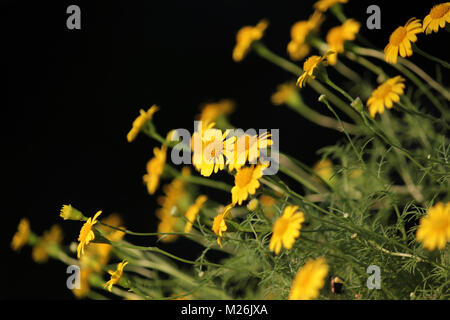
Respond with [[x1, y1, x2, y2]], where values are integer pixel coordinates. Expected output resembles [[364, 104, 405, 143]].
[[192, 122, 235, 177], [288, 257, 329, 300], [143, 144, 167, 195], [73, 268, 92, 299], [212, 204, 234, 247], [104, 260, 129, 292], [314, 0, 348, 12], [366, 76, 405, 117], [297, 51, 334, 88], [247, 198, 259, 212], [11, 218, 30, 251], [233, 20, 269, 62], [269, 205, 305, 255], [228, 132, 272, 171], [77, 211, 102, 259], [326, 19, 361, 65], [231, 163, 268, 205], [32, 225, 63, 263], [313, 158, 333, 182], [198, 100, 235, 125], [127, 105, 159, 142], [271, 82, 298, 106], [60, 204, 85, 221], [384, 18, 422, 64], [287, 11, 324, 61], [416, 202, 450, 251], [423, 3, 450, 34], [184, 195, 208, 233]]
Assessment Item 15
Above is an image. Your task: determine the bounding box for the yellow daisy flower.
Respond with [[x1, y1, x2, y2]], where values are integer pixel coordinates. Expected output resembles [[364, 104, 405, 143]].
[[287, 11, 324, 61], [423, 3, 450, 34], [314, 0, 348, 12], [228, 132, 272, 171], [232, 20, 269, 62], [77, 211, 102, 259], [143, 144, 168, 195], [60, 204, 85, 221], [127, 105, 159, 142], [288, 257, 329, 300], [297, 51, 334, 88], [326, 19, 361, 65], [313, 158, 334, 182], [247, 198, 259, 212], [366, 75, 405, 117], [231, 163, 268, 205], [269, 205, 305, 255], [184, 195, 208, 233], [416, 202, 450, 251], [104, 260, 129, 292], [32, 224, 63, 263], [11, 218, 30, 251], [384, 18, 422, 64], [212, 204, 234, 247], [198, 100, 235, 125], [271, 82, 297, 106]]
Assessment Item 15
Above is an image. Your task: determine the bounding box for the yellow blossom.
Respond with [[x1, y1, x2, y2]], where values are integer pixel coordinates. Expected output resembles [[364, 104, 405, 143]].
[[184, 195, 208, 233], [60, 204, 85, 221], [271, 82, 298, 106], [313, 158, 333, 182], [423, 3, 450, 34], [77, 211, 102, 259], [326, 19, 360, 65], [287, 11, 324, 61], [247, 198, 259, 212], [127, 105, 159, 142], [231, 163, 268, 205], [198, 100, 235, 125], [289, 257, 329, 300], [228, 132, 272, 171], [11, 218, 30, 251], [233, 20, 269, 62], [212, 204, 234, 247], [367, 76, 405, 117], [269, 205, 305, 255], [416, 202, 450, 251], [297, 51, 334, 88], [314, 0, 348, 12], [73, 268, 92, 299], [384, 18, 422, 64], [143, 144, 168, 195], [32, 225, 63, 264], [104, 260, 129, 292]]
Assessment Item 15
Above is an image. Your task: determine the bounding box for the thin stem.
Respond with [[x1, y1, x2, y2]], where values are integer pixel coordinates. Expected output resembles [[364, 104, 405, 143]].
[[412, 43, 450, 70]]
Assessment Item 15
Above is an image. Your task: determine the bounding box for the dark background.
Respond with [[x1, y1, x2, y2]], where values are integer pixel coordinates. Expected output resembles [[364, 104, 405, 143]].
[[2, 0, 446, 299]]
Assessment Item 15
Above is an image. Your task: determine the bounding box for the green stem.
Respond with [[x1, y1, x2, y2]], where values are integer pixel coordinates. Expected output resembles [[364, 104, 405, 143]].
[[412, 43, 450, 70]]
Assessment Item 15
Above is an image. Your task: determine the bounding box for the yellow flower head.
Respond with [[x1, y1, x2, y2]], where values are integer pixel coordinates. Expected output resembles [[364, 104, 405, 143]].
[[326, 19, 361, 65], [271, 82, 298, 106], [198, 100, 235, 125], [233, 20, 269, 62], [314, 0, 348, 12], [416, 202, 450, 251], [73, 268, 92, 299], [231, 162, 268, 205], [367, 76, 405, 117], [143, 144, 168, 195], [77, 211, 102, 259], [127, 105, 159, 142], [269, 205, 305, 255], [60, 204, 85, 221], [288, 257, 329, 300], [212, 204, 234, 247], [423, 3, 450, 34], [184, 195, 208, 233], [228, 132, 272, 171], [247, 198, 259, 212], [313, 158, 334, 182], [384, 18, 422, 64], [11, 218, 30, 251], [32, 224, 63, 263], [297, 51, 334, 88], [104, 260, 129, 292], [287, 11, 324, 61]]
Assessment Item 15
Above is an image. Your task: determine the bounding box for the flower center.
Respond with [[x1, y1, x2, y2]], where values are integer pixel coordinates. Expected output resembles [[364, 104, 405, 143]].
[[303, 56, 321, 72], [389, 27, 407, 46], [373, 83, 392, 99], [430, 4, 450, 19], [235, 167, 254, 188], [274, 218, 289, 236]]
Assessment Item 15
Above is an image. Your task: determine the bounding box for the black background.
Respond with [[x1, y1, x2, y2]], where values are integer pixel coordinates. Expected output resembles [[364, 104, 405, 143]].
[[2, 0, 447, 299]]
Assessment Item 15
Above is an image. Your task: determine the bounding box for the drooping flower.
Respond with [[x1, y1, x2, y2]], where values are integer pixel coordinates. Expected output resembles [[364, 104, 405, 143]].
[[77, 211, 102, 259], [127, 105, 159, 142], [231, 162, 268, 205], [326, 19, 361, 65], [198, 100, 235, 125], [143, 144, 168, 195], [384, 18, 422, 64], [11, 218, 30, 251], [184, 195, 208, 233], [212, 204, 234, 247], [423, 3, 450, 34], [297, 51, 335, 88], [32, 224, 63, 263], [314, 0, 348, 12], [271, 82, 298, 106], [288, 257, 329, 300], [232, 20, 269, 62], [104, 260, 129, 292], [416, 202, 450, 251], [228, 132, 272, 171], [366, 76, 405, 117], [60, 204, 86, 221], [287, 11, 324, 61], [269, 205, 305, 255]]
